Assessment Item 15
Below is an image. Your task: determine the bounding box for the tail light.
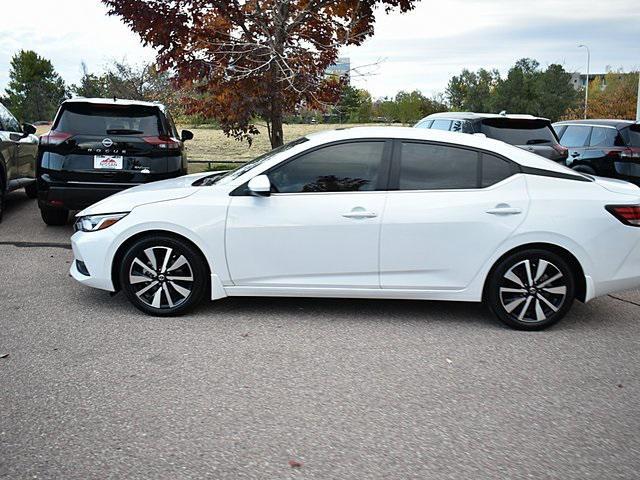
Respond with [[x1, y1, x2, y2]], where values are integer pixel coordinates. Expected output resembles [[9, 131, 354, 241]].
[[606, 205, 640, 226], [40, 131, 72, 146], [552, 144, 568, 158], [621, 148, 640, 159], [143, 135, 181, 150]]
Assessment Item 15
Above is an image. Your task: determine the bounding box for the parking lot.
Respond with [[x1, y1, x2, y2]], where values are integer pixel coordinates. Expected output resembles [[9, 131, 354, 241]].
[[1, 190, 640, 479]]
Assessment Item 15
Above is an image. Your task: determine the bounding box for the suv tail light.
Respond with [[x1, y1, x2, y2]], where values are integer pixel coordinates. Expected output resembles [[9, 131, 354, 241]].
[[621, 148, 640, 159], [40, 131, 72, 146], [606, 205, 640, 226], [552, 144, 568, 158], [143, 135, 181, 150]]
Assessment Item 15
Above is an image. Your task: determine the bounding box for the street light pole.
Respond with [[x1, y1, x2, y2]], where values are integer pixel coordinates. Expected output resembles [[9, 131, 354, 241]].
[[578, 45, 590, 119]]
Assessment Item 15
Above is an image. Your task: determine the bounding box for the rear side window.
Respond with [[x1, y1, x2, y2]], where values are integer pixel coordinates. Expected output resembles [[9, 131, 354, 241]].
[[269, 141, 385, 193], [589, 127, 625, 147], [398, 142, 478, 190], [430, 120, 452, 131], [480, 118, 556, 145], [559, 125, 591, 147], [54, 103, 163, 136]]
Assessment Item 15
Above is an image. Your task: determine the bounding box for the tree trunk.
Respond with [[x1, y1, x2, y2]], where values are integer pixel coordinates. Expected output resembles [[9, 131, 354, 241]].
[[269, 95, 284, 148]]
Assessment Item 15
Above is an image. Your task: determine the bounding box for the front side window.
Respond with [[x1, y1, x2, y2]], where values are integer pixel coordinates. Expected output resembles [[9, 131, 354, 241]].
[[398, 142, 478, 190], [269, 141, 385, 193], [0, 104, 21, 133], [621, 125, 640, 147], [415, 119, 432, 129], [559, 125, 591, 147]]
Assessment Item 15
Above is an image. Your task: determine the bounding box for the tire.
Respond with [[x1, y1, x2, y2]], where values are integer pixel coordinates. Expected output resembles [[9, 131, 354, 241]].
[[572, 165, 596, 175], [0, 182, 4, 224], [486, 249, 575, 331], [119, 235, 209, 316], [40, 206, 69, 226], [24, 181, 38, 199]]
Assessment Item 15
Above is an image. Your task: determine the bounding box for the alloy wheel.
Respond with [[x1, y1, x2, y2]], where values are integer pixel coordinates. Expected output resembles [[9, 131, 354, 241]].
[[498, 258, 567, 323], [128, 246, 194, 309]]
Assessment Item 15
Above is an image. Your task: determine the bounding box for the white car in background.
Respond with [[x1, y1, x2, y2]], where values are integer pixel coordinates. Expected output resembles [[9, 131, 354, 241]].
[[70, 127, 640, 330]]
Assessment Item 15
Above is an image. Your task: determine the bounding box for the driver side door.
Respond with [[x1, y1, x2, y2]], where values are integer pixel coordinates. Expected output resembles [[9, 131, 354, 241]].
[[225, 140, 391, 290]]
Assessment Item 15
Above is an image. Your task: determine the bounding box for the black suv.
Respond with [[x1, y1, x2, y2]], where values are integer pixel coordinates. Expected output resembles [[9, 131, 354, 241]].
[[553, 119, 640, 185], [0, 103, 38, 222], [37, 98, 193, 225], [415, 112, 568, 162]]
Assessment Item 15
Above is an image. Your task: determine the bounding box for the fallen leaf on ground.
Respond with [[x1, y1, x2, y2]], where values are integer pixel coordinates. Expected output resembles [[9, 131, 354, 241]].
[[288, 460, 303, 468]]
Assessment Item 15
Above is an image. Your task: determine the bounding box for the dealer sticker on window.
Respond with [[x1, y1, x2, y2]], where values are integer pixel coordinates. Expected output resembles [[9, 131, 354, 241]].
[[94, 155, 124, 169]]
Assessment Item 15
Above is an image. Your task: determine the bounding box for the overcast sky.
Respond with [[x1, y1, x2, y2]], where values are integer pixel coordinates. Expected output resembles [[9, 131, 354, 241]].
[[1, 0, 638, 99]]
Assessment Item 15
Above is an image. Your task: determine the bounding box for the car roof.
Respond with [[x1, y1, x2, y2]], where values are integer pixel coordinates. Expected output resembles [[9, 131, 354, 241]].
[[305, 127, 574, 175], [63, 97, 166, 111], [421, 112, 550, 122], [553, 119, 635, 129]]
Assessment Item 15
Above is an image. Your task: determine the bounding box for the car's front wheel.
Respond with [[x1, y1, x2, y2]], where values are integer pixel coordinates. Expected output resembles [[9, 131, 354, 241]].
[[119, 235, 209, 316], [486, 249, 575, 330]]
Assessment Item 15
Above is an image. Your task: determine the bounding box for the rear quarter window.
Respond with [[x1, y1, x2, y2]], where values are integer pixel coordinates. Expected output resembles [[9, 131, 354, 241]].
[[54, 103, 163, 136], [621, 125, 640, 147]]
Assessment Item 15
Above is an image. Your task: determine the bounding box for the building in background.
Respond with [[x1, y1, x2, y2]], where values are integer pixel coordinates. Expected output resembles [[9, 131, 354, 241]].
[[570, 72, 635, 91], [326, 57, 351, 85]]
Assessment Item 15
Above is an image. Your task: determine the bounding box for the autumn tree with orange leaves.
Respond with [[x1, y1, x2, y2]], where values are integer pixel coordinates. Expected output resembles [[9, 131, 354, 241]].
[[102, 0, 417, 147]]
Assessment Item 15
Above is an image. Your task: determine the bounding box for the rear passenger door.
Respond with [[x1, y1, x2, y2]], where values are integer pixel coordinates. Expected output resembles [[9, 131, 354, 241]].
[[379, 141, 528, 291]]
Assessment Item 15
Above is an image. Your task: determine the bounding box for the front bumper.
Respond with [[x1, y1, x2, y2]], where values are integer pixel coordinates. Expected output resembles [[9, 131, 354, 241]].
[[70, 229, 117, 291]]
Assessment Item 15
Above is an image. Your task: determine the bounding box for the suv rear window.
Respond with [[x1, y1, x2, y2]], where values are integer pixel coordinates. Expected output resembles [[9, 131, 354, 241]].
[[480, 118, 556, 146], [54, 103, 163, 136]]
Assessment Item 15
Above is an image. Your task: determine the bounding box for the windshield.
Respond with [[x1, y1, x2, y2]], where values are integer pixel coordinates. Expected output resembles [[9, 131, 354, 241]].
[[55, 103, 163, 136], [211, 137, 310, 185], [481, 118, 557, 145]]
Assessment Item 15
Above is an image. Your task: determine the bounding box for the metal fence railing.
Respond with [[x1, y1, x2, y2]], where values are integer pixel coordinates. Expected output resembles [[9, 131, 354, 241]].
[[187, 159, 246, 170]]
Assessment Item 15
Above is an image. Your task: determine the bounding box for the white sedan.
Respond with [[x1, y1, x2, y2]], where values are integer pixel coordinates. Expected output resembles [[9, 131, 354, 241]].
[[70, 127, 640, 330]]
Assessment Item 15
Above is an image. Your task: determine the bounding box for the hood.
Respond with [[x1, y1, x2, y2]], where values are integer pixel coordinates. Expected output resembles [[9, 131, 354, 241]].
[[592, 175, 640, 197], [77, 172, 212, 216]]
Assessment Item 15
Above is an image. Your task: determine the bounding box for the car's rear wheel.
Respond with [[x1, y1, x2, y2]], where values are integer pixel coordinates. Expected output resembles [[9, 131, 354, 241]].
[[486, 249, 575, 330], [119, 235, 208, 316], [24, 181, 38, 199], [40, 206, 69, 226]]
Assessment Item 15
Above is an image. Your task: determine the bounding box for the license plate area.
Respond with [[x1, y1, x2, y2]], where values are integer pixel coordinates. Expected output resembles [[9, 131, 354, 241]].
[[94, 155, 124, 170]]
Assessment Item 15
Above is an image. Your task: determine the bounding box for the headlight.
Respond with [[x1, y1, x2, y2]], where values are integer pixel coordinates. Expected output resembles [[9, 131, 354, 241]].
[[74, 213, 128, 232]]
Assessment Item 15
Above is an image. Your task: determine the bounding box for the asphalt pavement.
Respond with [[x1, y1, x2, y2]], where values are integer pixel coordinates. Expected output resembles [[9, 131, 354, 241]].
[[1, 190, 639, 479]]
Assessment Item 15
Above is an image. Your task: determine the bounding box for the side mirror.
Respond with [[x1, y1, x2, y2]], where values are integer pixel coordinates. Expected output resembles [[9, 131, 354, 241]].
[[181, 129, 194, 141], [23, 123, 36, 136], [247, 175, 271, 196]]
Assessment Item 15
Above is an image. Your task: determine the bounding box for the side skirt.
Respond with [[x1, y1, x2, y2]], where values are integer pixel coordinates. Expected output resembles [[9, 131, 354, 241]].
[[221, 285, 480, 302]]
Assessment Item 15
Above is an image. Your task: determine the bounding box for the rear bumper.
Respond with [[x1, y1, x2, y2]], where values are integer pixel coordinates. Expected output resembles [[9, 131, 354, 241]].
[[37, 173, 181, 210]]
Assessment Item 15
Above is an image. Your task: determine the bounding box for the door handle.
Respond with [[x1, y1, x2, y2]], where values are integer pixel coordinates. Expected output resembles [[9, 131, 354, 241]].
[[486, 206, 522, 215], [571, 152, 580, 157], [342, 210, 377, 219]]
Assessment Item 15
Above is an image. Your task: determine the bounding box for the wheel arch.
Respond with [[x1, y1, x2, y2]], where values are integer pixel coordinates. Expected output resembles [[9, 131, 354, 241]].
[[482, 242, 587, 303], [110, 229, 213, 292]]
